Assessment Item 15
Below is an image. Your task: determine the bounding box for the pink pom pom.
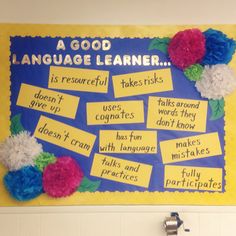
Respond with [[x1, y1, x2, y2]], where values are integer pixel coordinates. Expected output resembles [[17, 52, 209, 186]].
[[168, 29, 206, 70], [43, 156, 84, 198]]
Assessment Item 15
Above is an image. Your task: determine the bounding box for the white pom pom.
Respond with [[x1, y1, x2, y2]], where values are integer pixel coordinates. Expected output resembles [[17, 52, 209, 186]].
[[0, 131, 43, 171], [195, 64, 236, 100]]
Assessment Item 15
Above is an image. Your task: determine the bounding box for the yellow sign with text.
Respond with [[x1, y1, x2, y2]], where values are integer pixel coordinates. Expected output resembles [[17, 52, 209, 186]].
[[86, 100, 144, 125], [48, 66, 109, 93], [17, 83, 79, 119], [160, 132, 222, 164], [112, 68, 173, 98], [164, 165, 223, 192], [147, 96, 208, 132], [34, 116, 96, 157], [91, 153, 153, 188], [99, 130, 157, 154]]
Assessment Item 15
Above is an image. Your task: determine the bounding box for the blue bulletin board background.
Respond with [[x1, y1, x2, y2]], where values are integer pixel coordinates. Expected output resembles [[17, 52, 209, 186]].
[[10, 36, 225, 193]]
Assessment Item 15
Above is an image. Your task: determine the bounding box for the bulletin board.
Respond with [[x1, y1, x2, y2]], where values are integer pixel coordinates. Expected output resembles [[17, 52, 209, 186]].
[[0, 24, 236, 206]]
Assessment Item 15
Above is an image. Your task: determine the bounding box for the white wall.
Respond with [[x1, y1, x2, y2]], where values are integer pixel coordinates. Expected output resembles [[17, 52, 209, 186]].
[[0, 0, 236, 235], [0, 0, 236, 24], [1, 206, 236, 236]]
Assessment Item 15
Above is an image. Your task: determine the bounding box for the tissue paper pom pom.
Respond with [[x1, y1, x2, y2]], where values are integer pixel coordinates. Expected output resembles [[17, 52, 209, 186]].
[[168, 29, 205, 69], [43, 156, 84, 198], [34, 152, 56, 172], [184, 64, 204, 81], [0, 131, 43, 171], [195, 64, 236, 99], [202, 29, 236, 65], [4, 166, 43, 201]]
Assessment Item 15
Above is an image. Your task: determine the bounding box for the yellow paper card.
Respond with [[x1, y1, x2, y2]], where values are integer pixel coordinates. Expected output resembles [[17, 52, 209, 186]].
[[160, 132, 222, 164], [91, 153, 153, 188], [164, 165, 223, 192], [16, 83, 79, 119], [147, 96, 208, 132], [48, 66, 109, 93], [99, 130, 157, 154], [34, 115, 96, 157], [86, 100, 144, 125], [112, 68, 173, 98]]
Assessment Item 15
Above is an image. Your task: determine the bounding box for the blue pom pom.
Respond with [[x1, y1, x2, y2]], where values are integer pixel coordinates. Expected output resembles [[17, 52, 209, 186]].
[[202, 28, 236, 65], [4, 166, 43, 201]]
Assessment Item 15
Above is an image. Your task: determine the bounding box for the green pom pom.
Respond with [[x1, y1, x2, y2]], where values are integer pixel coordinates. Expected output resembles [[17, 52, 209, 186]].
[[184, 64, 203, 81], [34, 152, 56, 172]]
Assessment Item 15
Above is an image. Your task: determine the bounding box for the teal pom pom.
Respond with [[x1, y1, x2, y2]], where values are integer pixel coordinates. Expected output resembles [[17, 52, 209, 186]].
[[184, 64, 203, 81], [203, 29, 236, 65], [4, 166, 43, 201]]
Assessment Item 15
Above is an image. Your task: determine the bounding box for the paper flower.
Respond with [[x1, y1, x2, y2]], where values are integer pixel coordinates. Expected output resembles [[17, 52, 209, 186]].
[[195, 64, 236, 99], [4, 166, 43, 201], [168, 29, 205, 69], [202, 29, 236, 65], [0, 131, 43, 171], [34, 152, 56, 172], [184, 64, 204, 81], [43, 156, 84, 198]]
